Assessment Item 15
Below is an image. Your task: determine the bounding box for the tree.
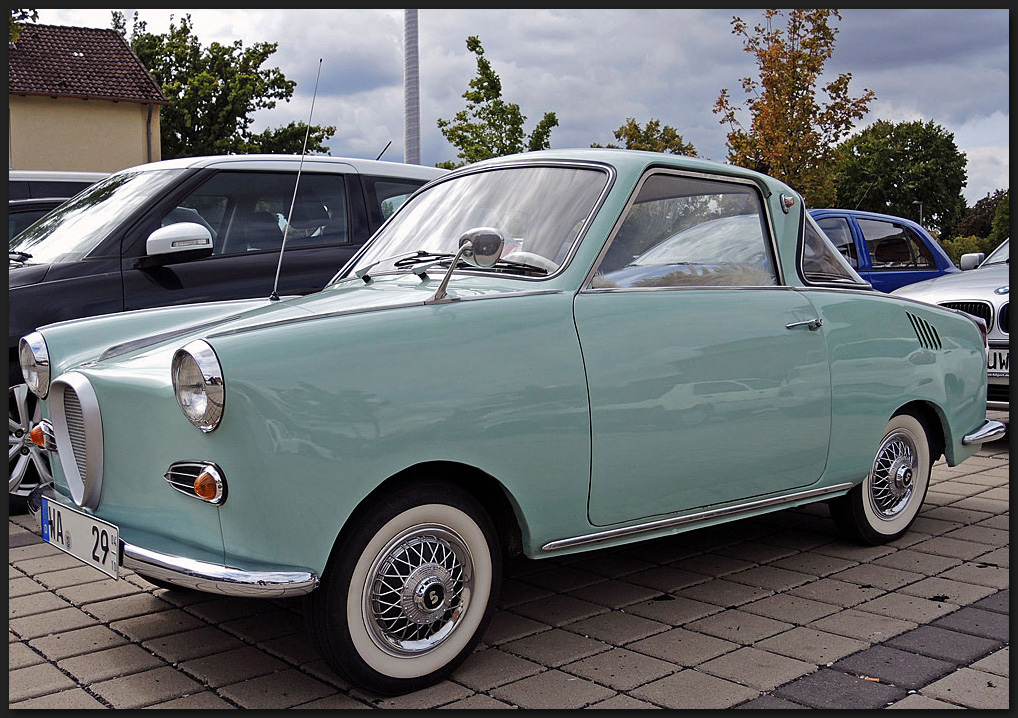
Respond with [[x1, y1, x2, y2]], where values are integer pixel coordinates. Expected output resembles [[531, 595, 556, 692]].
[[9, 9, 37, 43], [956, 189, 1007, 240], [592, 118, 697, 155], [437, 35, 558, 168], [713, 9, 874, 207], [114, 11, 335, 158], [832, 119, 967, 238], [988, 191, 1009, 246]]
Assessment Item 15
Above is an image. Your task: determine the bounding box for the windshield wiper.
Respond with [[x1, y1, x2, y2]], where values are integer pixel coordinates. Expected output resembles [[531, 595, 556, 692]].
[[9, 251, 33, 263], [475, 256, 549, 276], [393, 251, 456, 268]]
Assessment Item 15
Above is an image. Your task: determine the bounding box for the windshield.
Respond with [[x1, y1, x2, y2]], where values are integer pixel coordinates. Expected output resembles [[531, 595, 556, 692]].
[[9, 169, 185, 263], [342, 164, 608, 280], [981, 237, 1009, 266]]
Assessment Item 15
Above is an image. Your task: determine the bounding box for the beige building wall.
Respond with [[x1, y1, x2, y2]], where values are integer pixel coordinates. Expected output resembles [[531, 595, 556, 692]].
[[9, 95, 161, 172]]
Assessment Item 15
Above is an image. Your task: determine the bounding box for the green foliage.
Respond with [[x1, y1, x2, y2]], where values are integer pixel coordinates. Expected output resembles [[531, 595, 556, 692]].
[[939, 235, 986, 266], [114, 11, 334, 159], [9, 9, 37, 43], [714, 9, 874, 207], [437, 35, 558, 168], [592, 118, 697, 155], [956, 189, 1007, 239], [832, 119, 967, 238], [989, 192, 1009, 245]]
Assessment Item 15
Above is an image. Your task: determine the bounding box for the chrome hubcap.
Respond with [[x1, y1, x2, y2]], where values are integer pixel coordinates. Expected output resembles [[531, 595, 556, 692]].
[[869, 430, 918, 519], [365, 527, 472, 656]]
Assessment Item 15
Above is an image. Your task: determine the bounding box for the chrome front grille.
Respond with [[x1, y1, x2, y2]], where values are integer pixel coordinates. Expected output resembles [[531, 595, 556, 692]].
[[62, 389, 89, 484], [941, 301, 993, 331], [49, 372, 104, 509]]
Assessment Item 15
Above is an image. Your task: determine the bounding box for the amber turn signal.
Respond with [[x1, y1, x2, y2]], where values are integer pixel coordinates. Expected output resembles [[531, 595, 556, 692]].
[[30, 425, 46, 447], [194, 470, 220, 501]]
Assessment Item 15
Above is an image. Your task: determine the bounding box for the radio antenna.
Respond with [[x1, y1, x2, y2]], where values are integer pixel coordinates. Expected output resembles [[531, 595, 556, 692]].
[[375, 140, 392, 161], [270, 57, 323, 301]]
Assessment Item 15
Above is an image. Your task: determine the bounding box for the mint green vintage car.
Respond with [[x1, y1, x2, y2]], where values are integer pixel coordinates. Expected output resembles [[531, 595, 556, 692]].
[[20, 149, 1004, 695]]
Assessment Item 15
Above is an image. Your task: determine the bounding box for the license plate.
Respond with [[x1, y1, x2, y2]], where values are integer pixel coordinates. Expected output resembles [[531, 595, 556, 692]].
[[40, 497, 120, 579], [987, 348, 1008, 378]]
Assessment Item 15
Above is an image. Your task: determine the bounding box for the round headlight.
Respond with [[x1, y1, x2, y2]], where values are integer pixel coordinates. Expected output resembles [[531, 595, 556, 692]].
[[19, 331, 50, 398], [171, 340, 225, 432]]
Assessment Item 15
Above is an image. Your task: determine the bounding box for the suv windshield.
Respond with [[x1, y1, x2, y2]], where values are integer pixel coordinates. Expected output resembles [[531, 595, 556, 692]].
[[9, 169, 184, 264], [981, 238, 1009, 266], [342, 164, 608, 280]]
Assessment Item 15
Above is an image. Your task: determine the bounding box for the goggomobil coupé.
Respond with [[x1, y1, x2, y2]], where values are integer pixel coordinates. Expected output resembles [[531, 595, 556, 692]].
[[20, 148, 1004, 695]]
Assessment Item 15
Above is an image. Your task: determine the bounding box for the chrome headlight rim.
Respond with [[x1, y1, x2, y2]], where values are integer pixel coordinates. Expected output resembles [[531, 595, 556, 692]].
[[19, 331, 51, 398], [171, 339, 225, 433]]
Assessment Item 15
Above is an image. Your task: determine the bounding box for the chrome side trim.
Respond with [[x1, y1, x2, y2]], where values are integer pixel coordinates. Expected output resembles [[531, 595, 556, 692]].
[[123, 543, 318, 597], [49, 372, 103, 510], [962, 419, 1007, 446], [541, 483, 855, 552]]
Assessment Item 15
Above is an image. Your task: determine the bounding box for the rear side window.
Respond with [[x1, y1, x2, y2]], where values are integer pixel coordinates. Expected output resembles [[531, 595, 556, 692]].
[[362, 175, 433, 227], [858, 218, 936, 270], [815, 216, 858, 267]]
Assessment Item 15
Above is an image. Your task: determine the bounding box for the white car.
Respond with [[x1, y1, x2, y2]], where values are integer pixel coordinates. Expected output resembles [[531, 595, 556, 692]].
[[893, 238, 1009, 410]]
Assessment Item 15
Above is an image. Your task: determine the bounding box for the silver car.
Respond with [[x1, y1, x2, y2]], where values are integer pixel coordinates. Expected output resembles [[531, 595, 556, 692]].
[[893, 238, 1009, 410]]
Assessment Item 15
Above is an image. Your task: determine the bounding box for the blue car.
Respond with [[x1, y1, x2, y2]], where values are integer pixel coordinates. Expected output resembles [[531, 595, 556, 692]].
[[809, 208, 959, 293]]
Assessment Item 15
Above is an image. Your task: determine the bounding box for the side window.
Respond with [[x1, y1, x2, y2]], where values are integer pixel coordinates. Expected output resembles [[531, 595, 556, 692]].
[[815, 216, 858, 267], [363, 176, 430, 226], [159, 171, 350, 255], [802, 214, 865, 285], [858, 218, 935, 270], [590, 173, 777, 289]]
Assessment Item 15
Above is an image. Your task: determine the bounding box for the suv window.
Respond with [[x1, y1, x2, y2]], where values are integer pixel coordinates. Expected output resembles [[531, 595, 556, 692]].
[[164, 171, 350, 256], [857, 218, 936, 271]]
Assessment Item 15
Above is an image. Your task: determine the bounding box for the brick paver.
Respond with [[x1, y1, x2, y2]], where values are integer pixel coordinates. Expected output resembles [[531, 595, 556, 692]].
[[8, 428, 1009, 708]]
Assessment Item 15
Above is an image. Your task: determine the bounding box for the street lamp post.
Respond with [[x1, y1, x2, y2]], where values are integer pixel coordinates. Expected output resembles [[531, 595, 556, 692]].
[[912, 200, 924, 227]]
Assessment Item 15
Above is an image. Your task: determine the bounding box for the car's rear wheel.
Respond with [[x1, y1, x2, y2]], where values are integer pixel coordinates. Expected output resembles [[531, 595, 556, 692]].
[[306, 481, 500, 695], [830, 412, 932, 545], [9, 383, 51, 514]]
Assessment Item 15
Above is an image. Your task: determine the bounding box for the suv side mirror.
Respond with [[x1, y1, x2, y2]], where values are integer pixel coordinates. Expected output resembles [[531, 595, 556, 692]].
[[141, 222, 214, 267], [959, 252, 985, 270]]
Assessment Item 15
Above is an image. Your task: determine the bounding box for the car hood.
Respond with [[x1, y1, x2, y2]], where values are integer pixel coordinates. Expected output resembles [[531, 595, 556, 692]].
[[39, 272, 538, 374], [892, 263, 1009, 301], [8, 261, 51, 287]]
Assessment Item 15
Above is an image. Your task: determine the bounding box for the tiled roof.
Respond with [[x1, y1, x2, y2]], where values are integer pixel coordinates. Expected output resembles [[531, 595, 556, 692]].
[[8, 23, 168, 104]]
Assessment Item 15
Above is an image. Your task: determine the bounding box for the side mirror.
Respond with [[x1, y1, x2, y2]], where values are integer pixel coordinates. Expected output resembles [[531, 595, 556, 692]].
[[959, 252, 984, 271], [458, 226, 505, 268], [147, 222, 214, 258]]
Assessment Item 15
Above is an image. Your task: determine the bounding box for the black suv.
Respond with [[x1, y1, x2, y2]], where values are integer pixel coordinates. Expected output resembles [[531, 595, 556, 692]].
[[9, 154, 445, 509]]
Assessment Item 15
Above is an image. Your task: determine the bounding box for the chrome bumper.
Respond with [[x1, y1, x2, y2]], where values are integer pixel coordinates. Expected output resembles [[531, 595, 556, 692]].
[[962, 419, 1007, 446], [29, 485, 318, 598]]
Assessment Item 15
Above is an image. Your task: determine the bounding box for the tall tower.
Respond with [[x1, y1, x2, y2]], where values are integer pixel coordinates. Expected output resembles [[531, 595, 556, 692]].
[[403, 9, 421, 165]]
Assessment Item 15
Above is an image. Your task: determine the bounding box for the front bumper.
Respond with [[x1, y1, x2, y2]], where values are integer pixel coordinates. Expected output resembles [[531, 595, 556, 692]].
[[29, 484, 319, 597]]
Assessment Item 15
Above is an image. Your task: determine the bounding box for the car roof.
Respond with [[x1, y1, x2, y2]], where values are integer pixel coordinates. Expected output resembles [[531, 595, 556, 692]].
[[808, 208, 923, 225], [116, 154, 447, 181]]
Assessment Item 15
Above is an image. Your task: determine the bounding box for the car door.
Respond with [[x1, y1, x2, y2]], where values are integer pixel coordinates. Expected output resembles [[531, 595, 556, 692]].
[[575, 171, 832, 527], [121, 169, 367, 309]]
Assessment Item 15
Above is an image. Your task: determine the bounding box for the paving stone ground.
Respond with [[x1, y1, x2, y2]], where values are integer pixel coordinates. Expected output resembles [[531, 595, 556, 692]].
[[9, 416, 1008, 709]]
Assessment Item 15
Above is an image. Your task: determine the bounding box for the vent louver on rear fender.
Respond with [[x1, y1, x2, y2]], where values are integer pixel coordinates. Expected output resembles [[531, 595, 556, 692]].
[[906, 311, 942, 350]]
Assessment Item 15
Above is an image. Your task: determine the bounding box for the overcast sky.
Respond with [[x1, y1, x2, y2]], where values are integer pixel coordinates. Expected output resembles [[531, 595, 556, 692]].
[[35, 9, 1009, 206]]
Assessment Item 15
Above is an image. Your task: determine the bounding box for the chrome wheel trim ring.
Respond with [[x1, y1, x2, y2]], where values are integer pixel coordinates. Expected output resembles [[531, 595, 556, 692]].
[[361, 523, 474, 657]]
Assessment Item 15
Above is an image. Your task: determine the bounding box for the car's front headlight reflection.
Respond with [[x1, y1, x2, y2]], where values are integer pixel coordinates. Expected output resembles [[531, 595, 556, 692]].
[[19, 331, 50, 398], [172, 340, 225, 432]]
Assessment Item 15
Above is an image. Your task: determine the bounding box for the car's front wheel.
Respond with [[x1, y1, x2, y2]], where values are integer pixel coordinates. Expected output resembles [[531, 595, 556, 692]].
[[830, 412, 933, 545], [9, 383, 51, 514], [306, 481, 501, 695]]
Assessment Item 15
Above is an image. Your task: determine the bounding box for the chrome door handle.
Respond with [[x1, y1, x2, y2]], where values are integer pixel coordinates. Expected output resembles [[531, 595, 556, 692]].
[[786, 318, 823, 331]]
